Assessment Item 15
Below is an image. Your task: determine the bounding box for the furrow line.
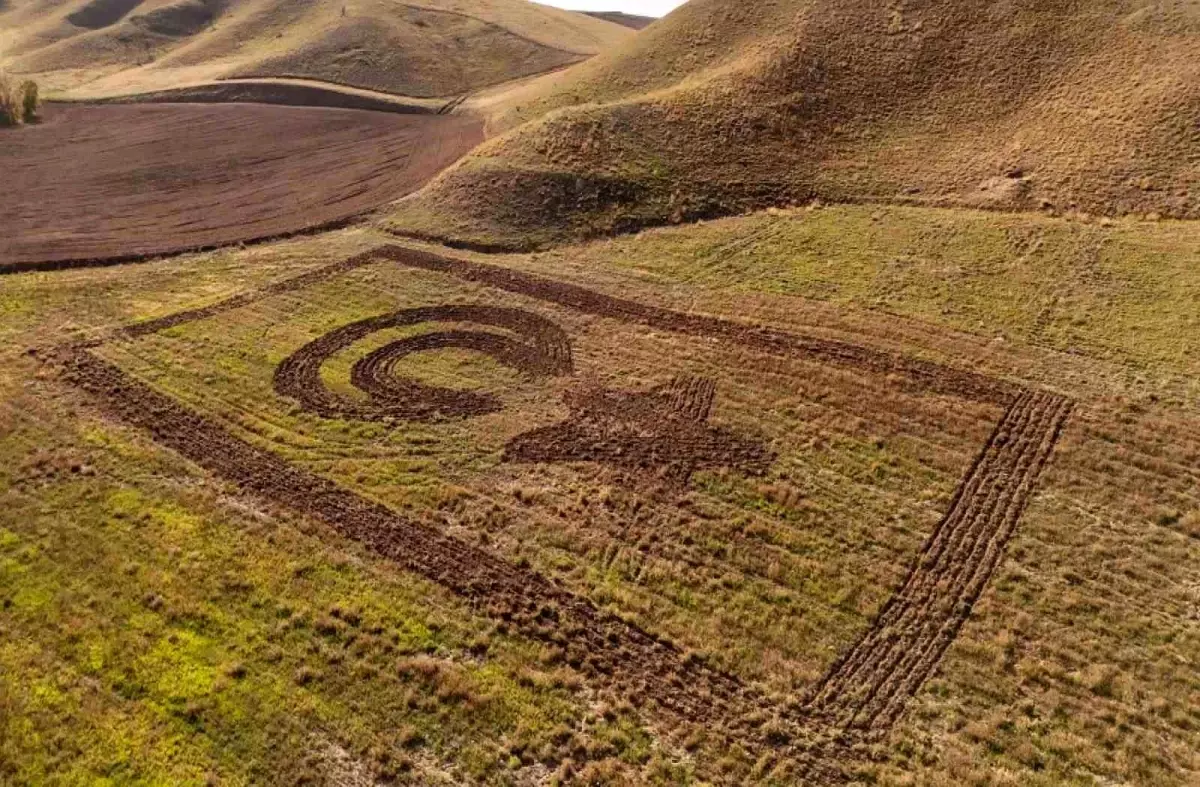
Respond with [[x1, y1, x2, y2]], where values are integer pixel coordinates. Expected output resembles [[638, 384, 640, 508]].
[[869, 395, 1073, 729], [855, 393, 1068, 729], [799, 392, 1071, 733], [803, 392, 1037, 709]]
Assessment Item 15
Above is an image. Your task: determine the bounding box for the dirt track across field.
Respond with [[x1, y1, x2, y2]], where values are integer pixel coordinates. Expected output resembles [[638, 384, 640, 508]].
[[54, 245, 1074, 782], [0, 104, 482, 272], [801, 391, 1073, 730], [76, 79, 444, 115], [379, 246, 1019, 406]]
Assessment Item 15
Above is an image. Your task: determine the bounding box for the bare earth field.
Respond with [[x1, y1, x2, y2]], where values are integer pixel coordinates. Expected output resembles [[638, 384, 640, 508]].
[[0, 102, 482, 271], [79, 78, 450, 114]]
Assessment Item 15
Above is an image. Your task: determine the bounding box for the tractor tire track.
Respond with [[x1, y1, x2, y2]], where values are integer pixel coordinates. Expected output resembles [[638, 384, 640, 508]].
[[801, 391, 1073, 732]]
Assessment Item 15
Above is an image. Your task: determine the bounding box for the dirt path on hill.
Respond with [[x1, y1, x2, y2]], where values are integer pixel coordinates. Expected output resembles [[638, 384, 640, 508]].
[[76, 79, 442, 114]]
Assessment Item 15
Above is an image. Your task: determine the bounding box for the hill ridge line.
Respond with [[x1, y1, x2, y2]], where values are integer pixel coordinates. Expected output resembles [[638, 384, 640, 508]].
[[399, 2, 596, 57]]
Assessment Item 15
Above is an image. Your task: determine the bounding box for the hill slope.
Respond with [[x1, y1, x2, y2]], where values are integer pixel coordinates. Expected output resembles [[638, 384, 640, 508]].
[[387, 0, 1200, 248], [0, 0, 633, 97], [582, 11, 655, 30]]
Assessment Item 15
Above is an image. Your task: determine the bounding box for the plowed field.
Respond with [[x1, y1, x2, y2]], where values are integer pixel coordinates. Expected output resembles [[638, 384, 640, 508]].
[[0, 104, 481, 271]]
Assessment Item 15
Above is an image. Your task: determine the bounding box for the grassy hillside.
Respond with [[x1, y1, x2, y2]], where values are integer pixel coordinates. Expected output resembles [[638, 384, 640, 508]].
[[387, 0, 1200, 248], [0, 232, 668, 785], [2, 205, 1197, 784], [0, 0, 633, 98]]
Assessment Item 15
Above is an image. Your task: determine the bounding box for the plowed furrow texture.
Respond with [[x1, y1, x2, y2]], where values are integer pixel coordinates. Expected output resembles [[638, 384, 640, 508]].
[[802, 391, 1073, 732], [53, 245, 1075, 782], [665, 375, 716, 422], [60, 348, 761, 721], [0, 108, 482, 271], [502, 378, 775, 483], [273, 304, 573, 420]]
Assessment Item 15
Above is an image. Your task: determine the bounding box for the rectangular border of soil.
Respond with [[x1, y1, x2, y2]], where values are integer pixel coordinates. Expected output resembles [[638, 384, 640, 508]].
[[52, 244, 1073, 782]]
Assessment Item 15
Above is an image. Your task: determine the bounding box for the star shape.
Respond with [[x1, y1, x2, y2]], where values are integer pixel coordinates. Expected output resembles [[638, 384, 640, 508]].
[[504, 375, 773, 482]]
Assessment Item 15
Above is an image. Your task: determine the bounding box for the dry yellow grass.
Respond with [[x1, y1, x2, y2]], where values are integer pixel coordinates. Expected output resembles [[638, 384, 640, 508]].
[[388, 0, 1200, 249], [0, 0, 634, 99], [582, 12, 655, 31], [20, 78, 39, 120]]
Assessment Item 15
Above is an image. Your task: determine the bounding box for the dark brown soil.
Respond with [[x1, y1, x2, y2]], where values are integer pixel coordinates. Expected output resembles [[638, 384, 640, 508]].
[[801, 391, 1074, 732], [85, 80, 435, 114], [505, 376, 774, 483], [52, 245, 1075, 782], [0, 104, 481, 272], [270, 277, 770, 478], [273, 305, 573, 421]]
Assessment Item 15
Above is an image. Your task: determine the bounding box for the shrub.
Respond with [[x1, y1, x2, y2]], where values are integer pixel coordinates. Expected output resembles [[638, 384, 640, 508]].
[[0, 72, 39, 127], [0, 72, 21, 127], [21, 80, 39, 123]]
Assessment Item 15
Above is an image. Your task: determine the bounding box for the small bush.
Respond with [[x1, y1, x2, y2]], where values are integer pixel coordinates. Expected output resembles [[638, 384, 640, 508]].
[[0, 72, 21, 127], [0, 72, 40, 127], [21, 80, 39, 123]]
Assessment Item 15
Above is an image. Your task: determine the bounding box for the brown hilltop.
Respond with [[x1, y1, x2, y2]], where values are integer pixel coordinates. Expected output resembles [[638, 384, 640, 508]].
[[388, 0, 1200, 249], [582, 11, 655, 30], [0, 0, 633, 97]]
